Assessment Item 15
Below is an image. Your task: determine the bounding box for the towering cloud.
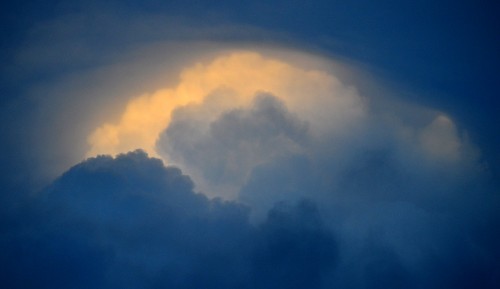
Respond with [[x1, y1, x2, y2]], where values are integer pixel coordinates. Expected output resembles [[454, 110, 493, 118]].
[[1, 46, 497, 288], [1, 1, 498, 288], [86, 50, 364, 159], [150, 52, 482, 208]]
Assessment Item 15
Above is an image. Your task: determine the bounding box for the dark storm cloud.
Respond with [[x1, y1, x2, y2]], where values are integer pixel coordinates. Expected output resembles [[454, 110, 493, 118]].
[[0, 150, 338, 289]]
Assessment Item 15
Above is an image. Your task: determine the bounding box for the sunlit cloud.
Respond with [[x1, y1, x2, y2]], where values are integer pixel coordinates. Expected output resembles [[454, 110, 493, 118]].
[[2, 4, 497, 286], [83, 47, 481, 205], [419, 115, 461, 161], [86, 50, 365, 159]]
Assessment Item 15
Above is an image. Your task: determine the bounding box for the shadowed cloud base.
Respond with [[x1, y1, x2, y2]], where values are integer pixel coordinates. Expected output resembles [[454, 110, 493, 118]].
[[1, 149, 498, 288]]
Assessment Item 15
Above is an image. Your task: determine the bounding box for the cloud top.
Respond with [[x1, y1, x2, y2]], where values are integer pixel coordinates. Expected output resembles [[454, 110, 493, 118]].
[[86, 50, 364, 159]]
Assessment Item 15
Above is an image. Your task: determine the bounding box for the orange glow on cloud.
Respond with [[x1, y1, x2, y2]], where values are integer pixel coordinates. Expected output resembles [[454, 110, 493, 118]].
[[419, 115, 462, 162], [86, 51, 365, 159]]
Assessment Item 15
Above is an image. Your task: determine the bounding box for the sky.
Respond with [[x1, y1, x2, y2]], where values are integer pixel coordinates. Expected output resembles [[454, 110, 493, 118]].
[[0, 1, 499, 288]]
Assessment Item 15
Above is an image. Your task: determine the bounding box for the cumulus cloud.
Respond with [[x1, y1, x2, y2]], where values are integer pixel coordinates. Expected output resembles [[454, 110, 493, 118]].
[[148, 64, 499, 288], [158, 93, 310, 199], [87, 50, 364, 158], [0, 151, 338, 289], [2, 47, 495, 288], [1, 149, 498, 289], [2, 3, 498, 289], [155, 73, 483, 211]]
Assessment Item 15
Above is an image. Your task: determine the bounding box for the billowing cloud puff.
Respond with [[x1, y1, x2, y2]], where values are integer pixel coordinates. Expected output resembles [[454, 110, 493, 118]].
[[159, 93, 310, 199], [87, 49, 479, 201], [86, 50, 364, 158], [154, 70, 481, 208]]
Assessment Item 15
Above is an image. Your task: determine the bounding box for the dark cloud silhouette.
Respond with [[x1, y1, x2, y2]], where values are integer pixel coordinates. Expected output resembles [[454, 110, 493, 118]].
[[2, 148, 497, 289], [251, 200, 337, 289], [0, 150, 338, 289]]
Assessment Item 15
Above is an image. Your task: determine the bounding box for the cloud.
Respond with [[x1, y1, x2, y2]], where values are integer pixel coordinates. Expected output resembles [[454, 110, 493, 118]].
[[1, 4, 293, 187], [251, 200, 337, 289], [419, 115, 462, 162], [0, 151, 339, 289], [155, 81, 483, 208], [149, 72, 499, 288], [2, 150, 498, 289], [87, 50, 364, 159], [158, 93, 310, 199], [1, 6, 498, 288]]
